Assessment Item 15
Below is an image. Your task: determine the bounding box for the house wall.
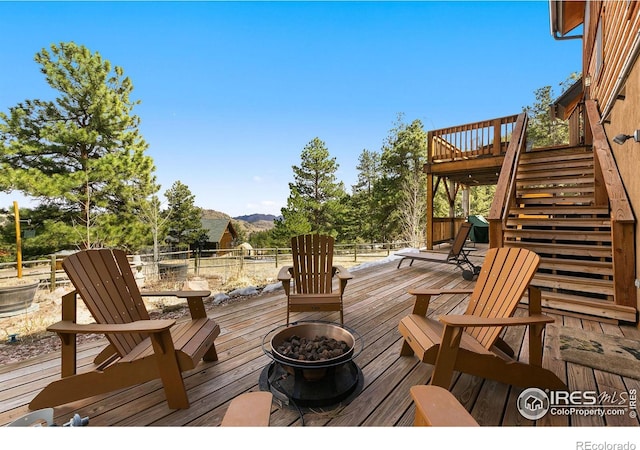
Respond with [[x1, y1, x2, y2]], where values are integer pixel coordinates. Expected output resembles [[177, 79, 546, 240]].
[[584, 1, 640, 312], [219, 230, 234, 249], [584, 1, 640, 118], [603, 62, 640, 312]]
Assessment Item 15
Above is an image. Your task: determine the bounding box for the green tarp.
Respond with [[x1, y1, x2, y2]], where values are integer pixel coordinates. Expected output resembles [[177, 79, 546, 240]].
[[468, 215, 489, 243]]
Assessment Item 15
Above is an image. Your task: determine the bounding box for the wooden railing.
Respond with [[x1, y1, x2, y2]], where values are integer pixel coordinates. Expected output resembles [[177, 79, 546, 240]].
[[487, 113, 529, 247], [428, 114, 520, 163], [584, 99, 636, 310], [430, 217, 467, 245]]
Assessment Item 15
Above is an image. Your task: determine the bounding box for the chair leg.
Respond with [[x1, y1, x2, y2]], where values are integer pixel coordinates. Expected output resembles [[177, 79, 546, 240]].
[[150, 331, 189, 409], [430, 326, 463, 388], [203, 343, 219, 362], [400, 339, 415, 357]]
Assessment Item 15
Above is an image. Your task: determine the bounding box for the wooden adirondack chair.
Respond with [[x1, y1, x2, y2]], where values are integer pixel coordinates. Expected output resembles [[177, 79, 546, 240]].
[[278, 234, 353, 324], [29, 249, 220, 410], [398, 247, 566, 391], [410, 385, 478, 426]]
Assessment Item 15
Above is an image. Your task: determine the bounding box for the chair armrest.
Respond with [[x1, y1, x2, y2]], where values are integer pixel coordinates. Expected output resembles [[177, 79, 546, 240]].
[[141, 290, 211, 319], [47, 319, 176, 335], [141, 290, 211, 298], [408, 288, 474, 297], [278, 266, 293, 296], [277, 266, 293, 282], [439, 314, 554, 328], [333, 265, 353, 281], [408, 288, 474, 317]]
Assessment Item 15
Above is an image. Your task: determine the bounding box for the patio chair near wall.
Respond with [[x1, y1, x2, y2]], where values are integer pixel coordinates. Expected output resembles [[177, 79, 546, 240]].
[[278, 234, 353, 324], [29, 248, 220, 410], [398, 247, 566, 391]]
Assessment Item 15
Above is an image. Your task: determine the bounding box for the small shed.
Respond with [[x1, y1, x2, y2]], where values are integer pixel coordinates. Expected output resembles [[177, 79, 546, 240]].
[[200, 218, 238, 251]]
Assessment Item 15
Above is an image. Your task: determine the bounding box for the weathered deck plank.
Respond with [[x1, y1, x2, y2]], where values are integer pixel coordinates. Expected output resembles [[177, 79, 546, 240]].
[[1, 246, 638, 427]]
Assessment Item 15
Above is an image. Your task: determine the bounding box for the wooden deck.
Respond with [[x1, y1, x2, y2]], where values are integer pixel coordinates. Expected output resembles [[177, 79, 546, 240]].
[[1, 245, 639, 429]]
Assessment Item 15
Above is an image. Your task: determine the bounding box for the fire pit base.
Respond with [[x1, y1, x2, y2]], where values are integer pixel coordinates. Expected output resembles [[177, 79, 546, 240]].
[[260, 360, 363, 409]]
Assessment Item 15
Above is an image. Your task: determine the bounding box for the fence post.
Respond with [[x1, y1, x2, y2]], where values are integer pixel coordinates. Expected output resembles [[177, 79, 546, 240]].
[[354, 243, 357, 262], [50, 254, 56, 292], [275, 248, 279, 268]]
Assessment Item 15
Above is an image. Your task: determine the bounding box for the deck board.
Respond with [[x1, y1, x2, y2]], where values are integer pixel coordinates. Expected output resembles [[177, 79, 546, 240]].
[[1, 245, 639, 427]]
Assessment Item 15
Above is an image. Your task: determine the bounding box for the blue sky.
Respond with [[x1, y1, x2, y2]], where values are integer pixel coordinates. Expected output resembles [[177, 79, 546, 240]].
[[0, 1, 582, 217]]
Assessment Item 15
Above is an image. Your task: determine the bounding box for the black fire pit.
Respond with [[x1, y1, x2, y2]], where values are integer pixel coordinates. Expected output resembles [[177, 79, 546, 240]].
[[260, 321, 364, 409]]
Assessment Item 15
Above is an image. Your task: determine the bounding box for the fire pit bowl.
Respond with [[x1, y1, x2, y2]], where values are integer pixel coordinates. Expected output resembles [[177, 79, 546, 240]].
[[265, 321, 360, 381]]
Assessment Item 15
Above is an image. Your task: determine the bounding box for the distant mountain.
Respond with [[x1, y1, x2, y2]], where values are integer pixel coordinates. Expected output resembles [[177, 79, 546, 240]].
[[201, 209, 230, 220], [200, 210, 277, 237], [234, 213, 278, 223]]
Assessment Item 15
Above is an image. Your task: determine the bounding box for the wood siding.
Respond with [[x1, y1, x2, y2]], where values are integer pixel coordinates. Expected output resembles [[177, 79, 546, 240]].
[[585, 1, 640, 121], [581, 1, 640, 316]]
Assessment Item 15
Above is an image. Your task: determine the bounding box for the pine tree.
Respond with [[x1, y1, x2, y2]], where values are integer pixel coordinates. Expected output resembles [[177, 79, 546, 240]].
[[523, 73, 579, 147], [275, 137, 347, 242], [163, 181, 205, 249], [0, 42, 157, 251], [376, 115, 428, 242], [346, 149, 381, 242]]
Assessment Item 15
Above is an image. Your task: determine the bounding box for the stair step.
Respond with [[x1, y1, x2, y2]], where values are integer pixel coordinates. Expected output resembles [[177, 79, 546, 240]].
[[521, 146, 592, 162], [517, 166, 594, 180], [517, 175, 596, 187], [506, 217, 611, 228], [538, 257, 613, 277], [505, 241, 612, 259], [516, 195, 594, 206], [509, 206, 609, 216], [517, 185, 595, 196], [532, 273, 614, 296], [504, 229, 611, 242], [517, 159, 593, 175]]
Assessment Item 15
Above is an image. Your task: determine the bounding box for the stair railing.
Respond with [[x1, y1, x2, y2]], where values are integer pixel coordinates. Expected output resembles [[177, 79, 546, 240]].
[[584, 99, 637, 311], [487, 112, 528, 247]]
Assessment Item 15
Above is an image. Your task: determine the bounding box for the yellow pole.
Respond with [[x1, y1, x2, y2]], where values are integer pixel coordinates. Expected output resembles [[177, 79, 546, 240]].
[[13, 201, 22, 278]]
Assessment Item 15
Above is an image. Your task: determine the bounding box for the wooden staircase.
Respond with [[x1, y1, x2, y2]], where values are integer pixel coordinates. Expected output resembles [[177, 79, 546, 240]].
[[502, 145, 636, 322]]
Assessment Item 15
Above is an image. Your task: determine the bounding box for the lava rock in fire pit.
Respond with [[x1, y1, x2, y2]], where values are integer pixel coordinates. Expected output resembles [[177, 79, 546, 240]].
[[276, 334, 349, 362]]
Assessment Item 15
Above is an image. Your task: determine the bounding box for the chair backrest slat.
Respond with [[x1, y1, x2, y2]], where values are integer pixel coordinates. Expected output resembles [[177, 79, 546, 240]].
[[291, 234, 334, 295], [464, 247, 540, 349], [63, 249, 150, 357], [448, 222, 473, 259]]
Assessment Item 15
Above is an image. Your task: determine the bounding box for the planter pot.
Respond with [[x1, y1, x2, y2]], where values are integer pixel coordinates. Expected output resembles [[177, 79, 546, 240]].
[[158, 262, 188, 281], [0, 281, 40, 315]]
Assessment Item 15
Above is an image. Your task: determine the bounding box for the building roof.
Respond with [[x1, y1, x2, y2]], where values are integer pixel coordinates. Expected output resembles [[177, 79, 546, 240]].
[[551, 76, 583, 120], [201, 218, 238, 243]]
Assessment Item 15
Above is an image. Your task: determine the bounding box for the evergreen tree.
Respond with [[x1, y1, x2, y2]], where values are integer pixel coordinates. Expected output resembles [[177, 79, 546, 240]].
[[163, 181, 205, 249], [524, 73, 579, 147], [275, 137, 347, 241], [375, 115, 428, 242], [0, 42, 157, 251], [139, 195, 170, 263], [346, 149, 381, 242]]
